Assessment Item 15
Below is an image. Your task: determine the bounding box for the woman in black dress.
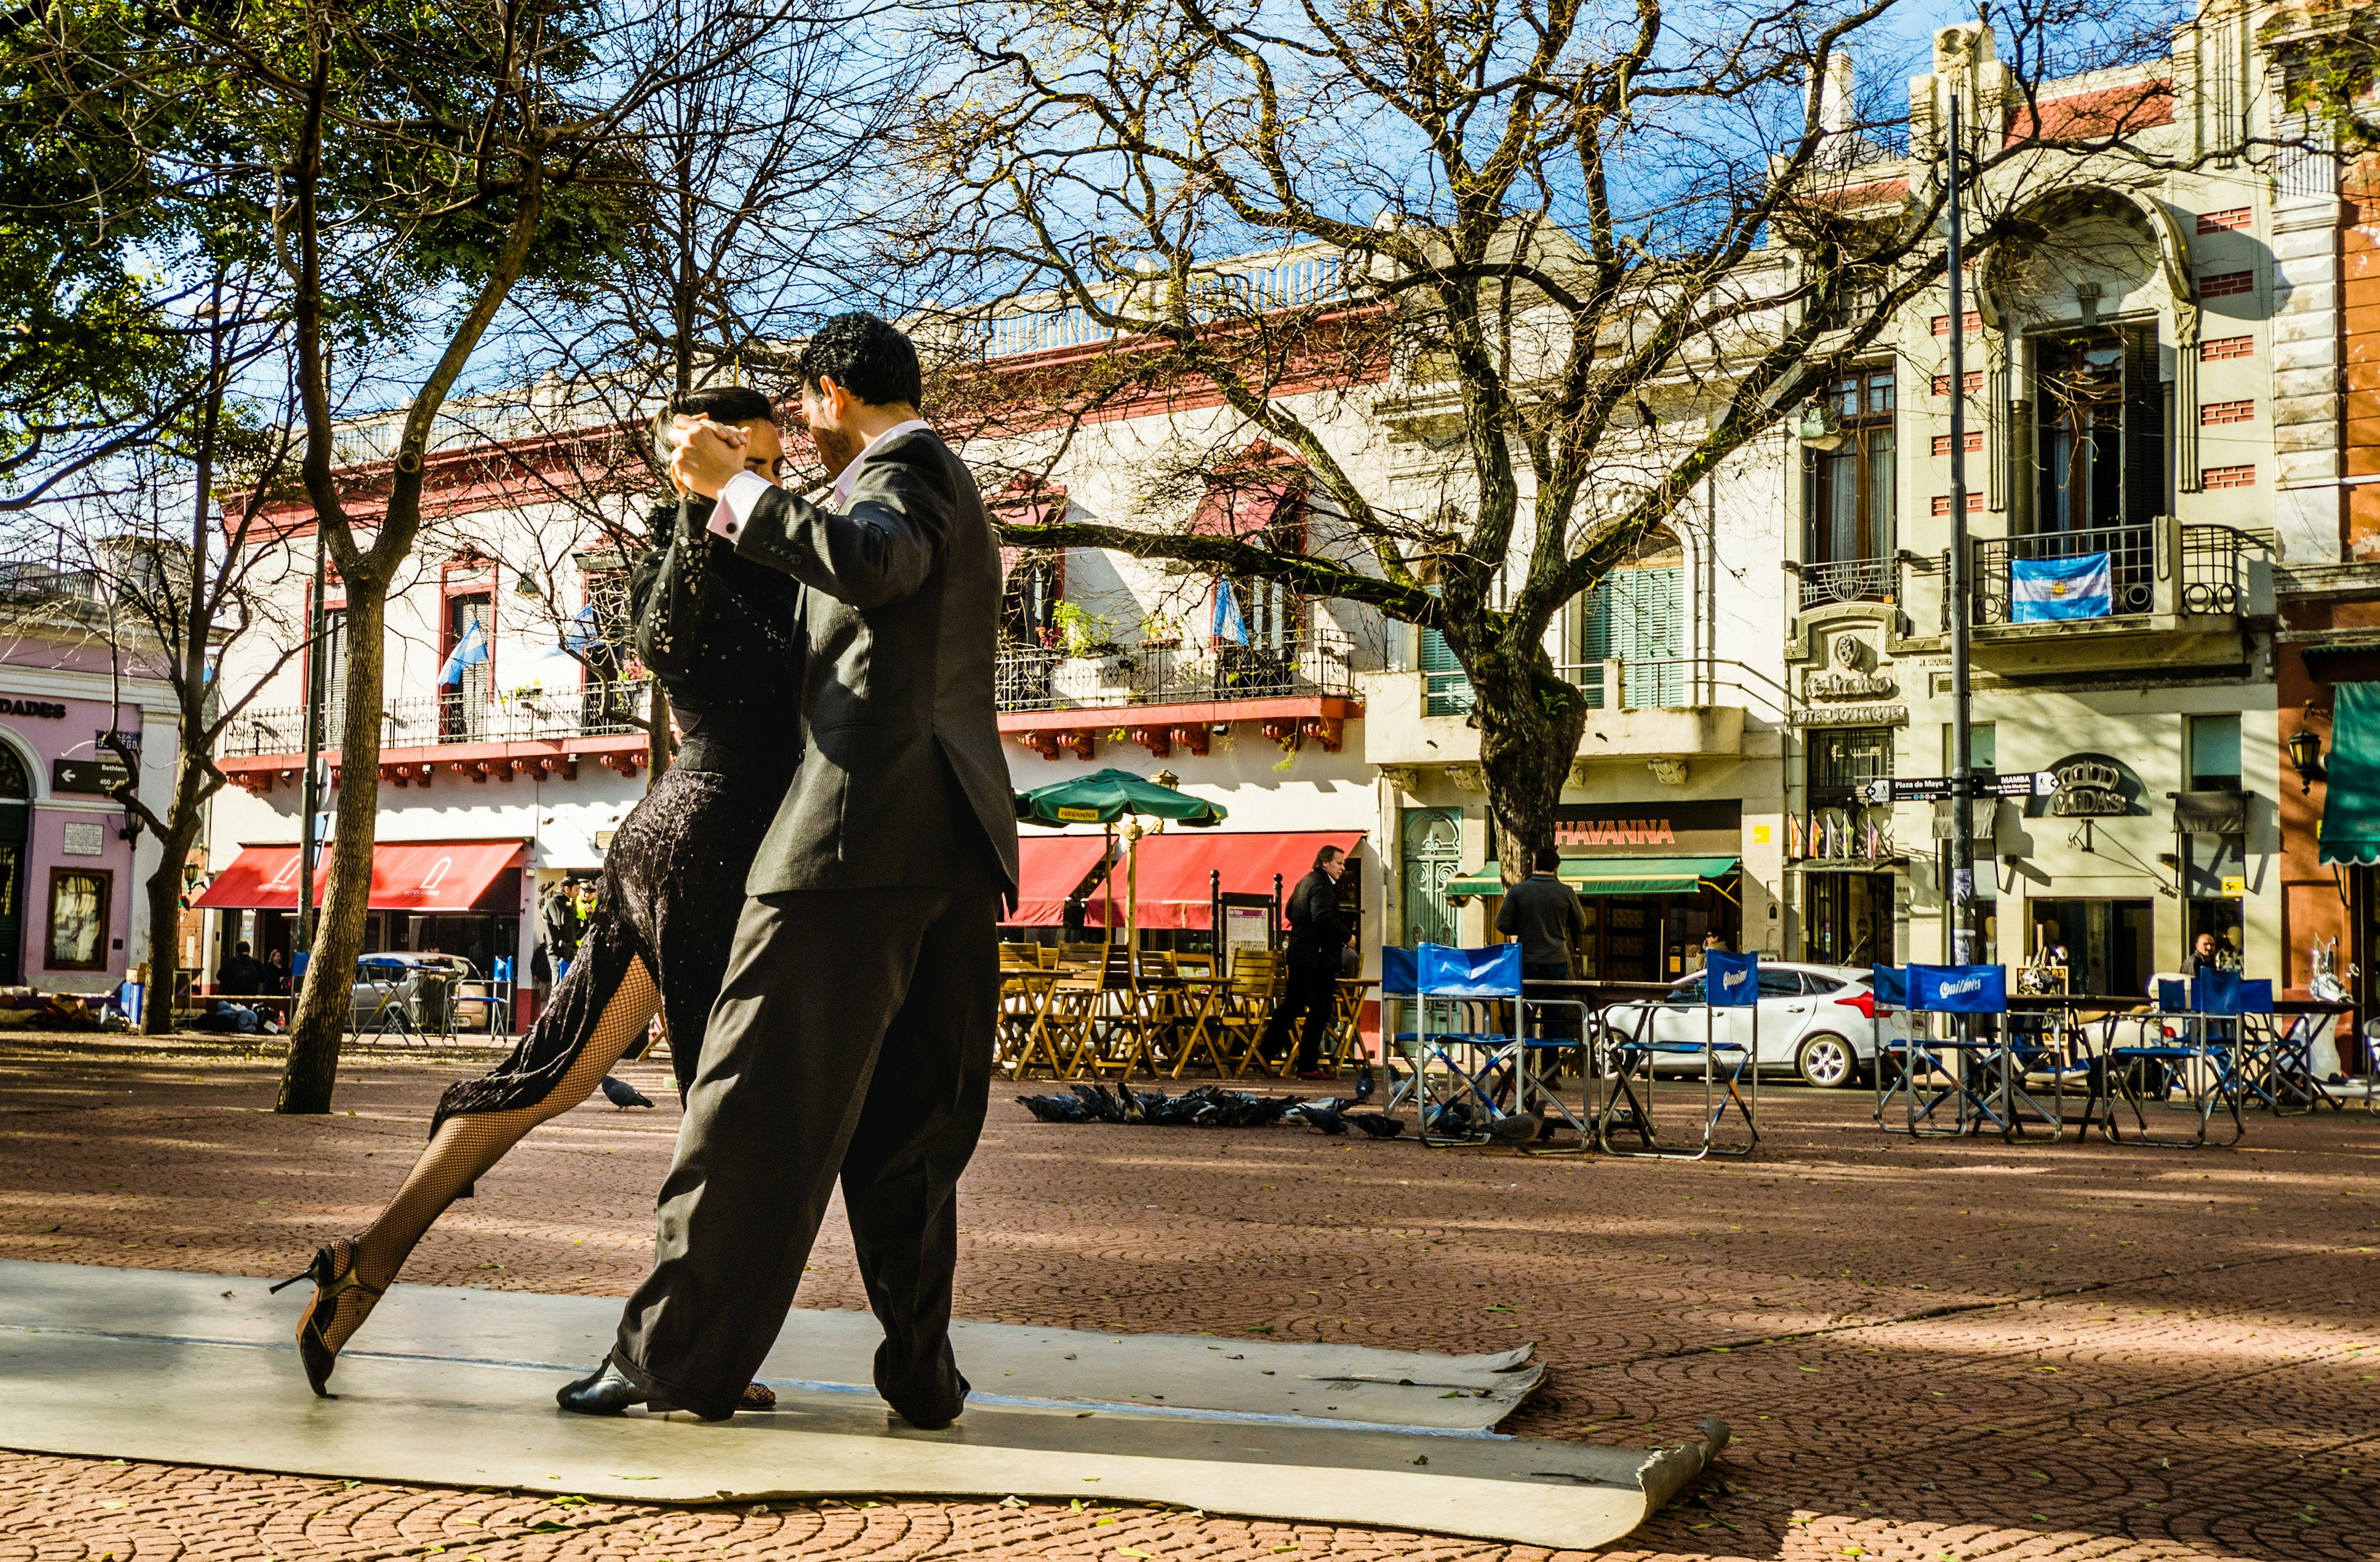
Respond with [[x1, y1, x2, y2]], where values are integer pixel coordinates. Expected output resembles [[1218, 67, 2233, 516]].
[[277, 386, 803, 1396]]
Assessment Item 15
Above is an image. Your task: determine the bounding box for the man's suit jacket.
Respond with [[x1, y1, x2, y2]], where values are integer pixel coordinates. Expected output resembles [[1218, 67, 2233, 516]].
[[722, 428, 1021, 902], [1283, 869, 1351, 971]]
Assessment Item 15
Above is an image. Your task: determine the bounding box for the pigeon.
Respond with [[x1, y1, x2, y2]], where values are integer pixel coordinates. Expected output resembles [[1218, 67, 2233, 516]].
[[1485, 1108, 1545, 1150], [1344, 1112, 1404, 1139], [1069, 1082, 1127, 1123], [600, 1076, 653, 1110], [1425, 1100, 1474, 1138], [1017, 1093, 1090, 1123], [1353, 1070, 1375, 1103], [1292, 1103, 1349, 1136]]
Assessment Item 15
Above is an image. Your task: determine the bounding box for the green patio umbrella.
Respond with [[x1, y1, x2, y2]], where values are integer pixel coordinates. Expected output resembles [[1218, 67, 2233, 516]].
[[1013, 768, 1228, 828], [1012, 770, 1226, 979]]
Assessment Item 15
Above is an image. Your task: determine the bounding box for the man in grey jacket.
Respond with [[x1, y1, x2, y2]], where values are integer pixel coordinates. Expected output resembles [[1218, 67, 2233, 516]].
[[559, 313, 1020, 1427]]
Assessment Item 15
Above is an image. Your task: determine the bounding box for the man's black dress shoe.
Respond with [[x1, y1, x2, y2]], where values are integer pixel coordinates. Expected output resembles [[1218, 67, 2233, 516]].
[[557, 1363, 654, 1415]]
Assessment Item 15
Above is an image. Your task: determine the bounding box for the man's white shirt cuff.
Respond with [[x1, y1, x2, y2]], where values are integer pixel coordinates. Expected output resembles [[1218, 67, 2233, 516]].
[[709, 471, 775, 541]]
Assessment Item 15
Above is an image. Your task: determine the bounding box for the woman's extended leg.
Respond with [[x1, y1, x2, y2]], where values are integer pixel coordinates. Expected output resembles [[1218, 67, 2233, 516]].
[[302, 956, 661, 1361]]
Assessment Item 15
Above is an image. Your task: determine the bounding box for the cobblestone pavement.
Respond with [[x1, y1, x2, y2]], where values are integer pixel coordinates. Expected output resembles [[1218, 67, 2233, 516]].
[[0, 1033, 2371, 1561]]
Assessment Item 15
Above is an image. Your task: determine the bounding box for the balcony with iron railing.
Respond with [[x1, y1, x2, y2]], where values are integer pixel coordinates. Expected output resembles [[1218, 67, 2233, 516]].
[[1794, 556, 1895, 612], [218, 680, 658, 793], [1957, 519, 2263, 672], [995, 628, 1355, 713], [974, 251, 1353, 361], [224, 681, 654, 757], [995, 629, 1364, 761]]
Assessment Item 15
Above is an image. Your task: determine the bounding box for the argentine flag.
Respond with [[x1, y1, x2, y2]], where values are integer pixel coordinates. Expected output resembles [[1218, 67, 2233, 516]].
[[2009, 552, 2112, 622], [1211, 578, 1250, 645], [438, 620, 490, 686]]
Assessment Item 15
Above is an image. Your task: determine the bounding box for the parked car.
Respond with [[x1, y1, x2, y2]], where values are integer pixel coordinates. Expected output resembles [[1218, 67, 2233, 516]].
[[350, 952, 474, 1033], [1597, 961, 1909, 1087]]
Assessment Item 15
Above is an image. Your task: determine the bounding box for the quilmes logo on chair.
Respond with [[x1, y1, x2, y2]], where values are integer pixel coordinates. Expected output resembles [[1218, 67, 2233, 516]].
[[1938, 975, 1982, 997]]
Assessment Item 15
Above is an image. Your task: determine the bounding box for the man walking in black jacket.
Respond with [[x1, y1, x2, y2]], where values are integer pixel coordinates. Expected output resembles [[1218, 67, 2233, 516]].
[[1263, 843, 1351, 1079], [559, 314, 1019, 1430]]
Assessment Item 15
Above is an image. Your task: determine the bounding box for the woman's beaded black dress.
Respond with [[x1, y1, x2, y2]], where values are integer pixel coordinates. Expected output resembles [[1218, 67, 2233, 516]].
[[433, 496, 803, 1124]]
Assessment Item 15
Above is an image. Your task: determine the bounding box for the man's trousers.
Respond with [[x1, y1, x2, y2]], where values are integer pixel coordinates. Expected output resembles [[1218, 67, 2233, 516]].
[[1261, 961, 1341, 1072], [609, 876, 998, 1421]]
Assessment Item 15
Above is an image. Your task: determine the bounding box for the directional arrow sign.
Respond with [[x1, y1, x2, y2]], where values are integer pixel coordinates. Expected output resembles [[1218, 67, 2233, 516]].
[[1860, 772, 2058, 805], [1977, 770, 2060, 798]]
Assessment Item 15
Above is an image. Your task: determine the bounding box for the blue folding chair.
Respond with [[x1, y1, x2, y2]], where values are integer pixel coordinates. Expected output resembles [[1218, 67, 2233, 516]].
[[1882, 964, 2013, 1139], [1598, 949, 1760, 1159], [2098, 971, 2244, 1147], [1413, 943, 1522, 1145], [1380, 946, 1421, 1113]]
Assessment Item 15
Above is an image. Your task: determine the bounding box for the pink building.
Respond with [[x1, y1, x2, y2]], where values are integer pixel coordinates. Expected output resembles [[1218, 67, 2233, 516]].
[[0, 578, 179, 994]]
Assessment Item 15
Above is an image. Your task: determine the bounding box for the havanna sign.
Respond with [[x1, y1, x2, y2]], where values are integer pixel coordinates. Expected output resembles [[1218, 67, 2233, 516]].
[[1554, 800, 1742, 855]]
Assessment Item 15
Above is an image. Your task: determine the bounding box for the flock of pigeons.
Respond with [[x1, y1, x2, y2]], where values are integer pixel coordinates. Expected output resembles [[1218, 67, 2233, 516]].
[[1016, 1082, 1408, 1138]]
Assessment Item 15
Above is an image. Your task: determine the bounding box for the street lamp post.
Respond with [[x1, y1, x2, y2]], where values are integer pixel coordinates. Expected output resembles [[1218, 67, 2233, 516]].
[[1945, 92, 1979, 969]]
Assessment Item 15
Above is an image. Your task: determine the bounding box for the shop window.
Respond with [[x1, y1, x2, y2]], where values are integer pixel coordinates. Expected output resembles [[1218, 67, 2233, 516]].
[[2188, 713, 2241, 790], [1804, 725, 1895, 863], [1800, 368, 1897, 606], [1572, 528, 1685, 708], [46, 868, 110, 971], [2034, 324, 2165, 534]]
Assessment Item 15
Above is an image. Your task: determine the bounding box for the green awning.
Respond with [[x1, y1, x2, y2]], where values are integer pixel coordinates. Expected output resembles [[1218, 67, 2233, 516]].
[[1442, 854, 1741, 898], [2320, 682, 2380, 865]]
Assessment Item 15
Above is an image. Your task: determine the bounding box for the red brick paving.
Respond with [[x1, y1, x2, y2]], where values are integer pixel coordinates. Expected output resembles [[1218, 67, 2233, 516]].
[[0, 1032, 2373, 1561]]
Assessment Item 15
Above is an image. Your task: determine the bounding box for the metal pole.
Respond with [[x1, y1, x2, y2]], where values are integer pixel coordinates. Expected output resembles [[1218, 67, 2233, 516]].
[[1946, 93, 1977, 969], [297, 527, 325, 956]]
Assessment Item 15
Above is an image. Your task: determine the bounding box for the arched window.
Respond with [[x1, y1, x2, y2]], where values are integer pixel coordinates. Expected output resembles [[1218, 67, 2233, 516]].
[[0, 743, 28, 798]]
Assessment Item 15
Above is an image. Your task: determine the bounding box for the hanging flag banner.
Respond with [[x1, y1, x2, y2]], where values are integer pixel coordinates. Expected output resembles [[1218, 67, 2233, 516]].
[[2009, 553, 2112, 622], [438, 621, 490, 686], [1210, 578, 1249, 645]]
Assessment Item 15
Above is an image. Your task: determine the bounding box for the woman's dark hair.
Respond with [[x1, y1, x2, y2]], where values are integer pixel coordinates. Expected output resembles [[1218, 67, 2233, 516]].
[[797, 312, 922, 408], [648, 384, 778, 465], [1314, 843, 1347, 870]]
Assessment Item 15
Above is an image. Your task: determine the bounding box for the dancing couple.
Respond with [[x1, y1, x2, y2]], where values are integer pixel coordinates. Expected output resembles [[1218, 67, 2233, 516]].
[[281, 313, 1020, 1428]]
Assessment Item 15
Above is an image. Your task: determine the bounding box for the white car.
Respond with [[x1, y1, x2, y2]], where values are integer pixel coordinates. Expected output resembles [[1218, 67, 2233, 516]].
[[1597, 961, 1910, 1088]]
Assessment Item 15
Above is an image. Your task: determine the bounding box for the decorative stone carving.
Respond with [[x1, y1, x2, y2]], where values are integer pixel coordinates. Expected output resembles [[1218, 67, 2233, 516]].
[[1647, 757, 1690, 787], [1445, 764, 1488, 793]]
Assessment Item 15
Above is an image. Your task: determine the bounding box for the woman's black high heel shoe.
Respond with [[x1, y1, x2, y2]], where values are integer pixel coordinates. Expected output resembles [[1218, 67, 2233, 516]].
[[271, 1240, 384, 1397]]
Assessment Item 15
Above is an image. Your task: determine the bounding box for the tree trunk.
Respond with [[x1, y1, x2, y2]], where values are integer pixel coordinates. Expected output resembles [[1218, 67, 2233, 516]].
[[276, 584, 387, 1113], [1469, 645, 1588, 887], [137, 759, 208, 1036]]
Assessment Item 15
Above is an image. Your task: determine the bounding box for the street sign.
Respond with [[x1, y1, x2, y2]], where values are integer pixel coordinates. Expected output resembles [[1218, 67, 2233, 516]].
[[1979, 770, 2060, 798], [1860, 772, 2058, 805]]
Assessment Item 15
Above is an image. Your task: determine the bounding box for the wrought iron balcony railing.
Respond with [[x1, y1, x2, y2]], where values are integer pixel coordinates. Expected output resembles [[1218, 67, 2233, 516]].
[[1968, 522, 2249, 627], [994, 629, 1354, 714], [224, 679, 653, 757], [1797, 556, 1894, 611]]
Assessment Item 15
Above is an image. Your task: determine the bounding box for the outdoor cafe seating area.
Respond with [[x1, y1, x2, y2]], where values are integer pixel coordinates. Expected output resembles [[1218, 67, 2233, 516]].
[[998, 936, 2377, 1157]]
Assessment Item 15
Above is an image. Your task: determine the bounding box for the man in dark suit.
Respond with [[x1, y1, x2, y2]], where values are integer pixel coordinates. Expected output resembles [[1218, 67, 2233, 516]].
[[1261, 843, 1351, 1079], [559, 313, 1019, 1427]]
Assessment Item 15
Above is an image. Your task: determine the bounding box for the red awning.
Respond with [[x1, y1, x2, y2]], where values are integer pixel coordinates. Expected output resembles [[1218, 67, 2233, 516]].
[[1086, 829, 1363, 930], [195, 841, 526, 912], [1000, 834, 1115, 927]]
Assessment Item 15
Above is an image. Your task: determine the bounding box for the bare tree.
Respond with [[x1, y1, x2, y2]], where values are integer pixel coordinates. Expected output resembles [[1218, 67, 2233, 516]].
[[44, 0, 822, 1110], [443, 0, 905, 777], [910, 0, 2225, 869]]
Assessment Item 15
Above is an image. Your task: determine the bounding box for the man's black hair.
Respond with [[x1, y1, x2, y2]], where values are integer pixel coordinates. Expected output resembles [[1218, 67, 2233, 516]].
[[649, 384, 777, 466], [1313, 843, 1346, 870], [797, 312, 922, 408], [671, 384, 777, 425], [1532, 845, 1562, 873]]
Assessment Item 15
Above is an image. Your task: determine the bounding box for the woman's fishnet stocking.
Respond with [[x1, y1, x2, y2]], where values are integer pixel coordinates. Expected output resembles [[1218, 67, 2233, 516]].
[[318, 956, 662, 1355]]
